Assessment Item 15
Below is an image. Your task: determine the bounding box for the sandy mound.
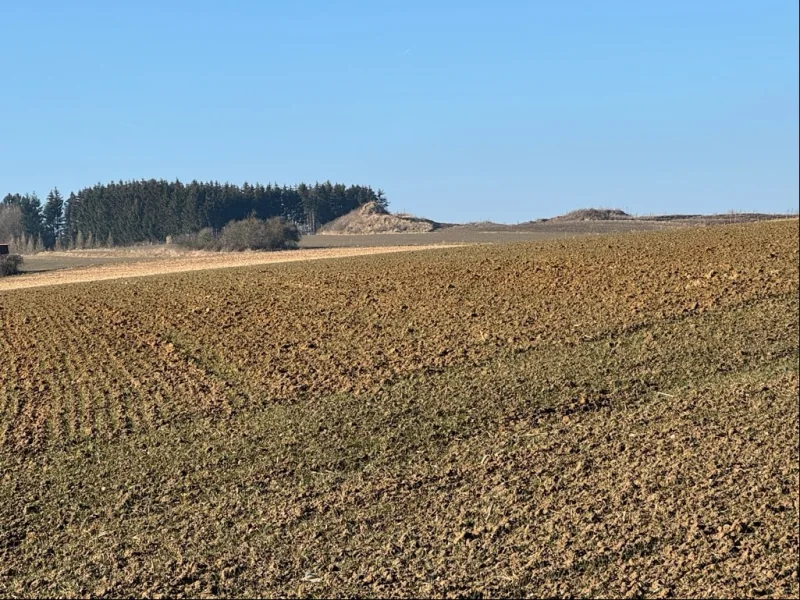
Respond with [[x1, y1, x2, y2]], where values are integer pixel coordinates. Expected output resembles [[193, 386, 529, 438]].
[[319, 202, 437, 235], [551, 208, 632, 221]]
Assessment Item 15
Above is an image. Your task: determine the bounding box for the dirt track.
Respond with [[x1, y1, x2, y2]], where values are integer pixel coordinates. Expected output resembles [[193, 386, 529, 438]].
[[0, 245, 454, 291]]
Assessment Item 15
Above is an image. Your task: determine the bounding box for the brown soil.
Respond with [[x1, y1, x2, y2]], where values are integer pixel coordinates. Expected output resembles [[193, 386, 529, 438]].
[[0, 220, 797, 597]]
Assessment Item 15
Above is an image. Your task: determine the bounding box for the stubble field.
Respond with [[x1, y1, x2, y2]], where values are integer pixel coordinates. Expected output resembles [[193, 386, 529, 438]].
[[0, 220, 798, 597]]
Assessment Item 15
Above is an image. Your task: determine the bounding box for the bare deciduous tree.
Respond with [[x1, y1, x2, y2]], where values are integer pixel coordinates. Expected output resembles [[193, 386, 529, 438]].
[[0, 204, 24, 243]]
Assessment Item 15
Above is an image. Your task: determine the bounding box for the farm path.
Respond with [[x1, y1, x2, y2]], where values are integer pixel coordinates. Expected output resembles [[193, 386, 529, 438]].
[[0, 245, 458, 291]]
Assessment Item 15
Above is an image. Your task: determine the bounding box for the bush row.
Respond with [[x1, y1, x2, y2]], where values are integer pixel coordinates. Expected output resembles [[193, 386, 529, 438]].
[[171, 216, 300, 251]]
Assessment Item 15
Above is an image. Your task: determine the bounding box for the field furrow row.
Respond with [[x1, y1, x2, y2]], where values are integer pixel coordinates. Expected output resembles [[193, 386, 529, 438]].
[[1, 220, 797, 453]]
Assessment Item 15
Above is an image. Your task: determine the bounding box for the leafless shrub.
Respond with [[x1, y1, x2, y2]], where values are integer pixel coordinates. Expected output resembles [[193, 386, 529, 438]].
[[172, 217, 299, 251], [218, 216, 300, 251], [0, 204, 24, 242], [171, 227, 220, 250], [0, 254, 23, 276]]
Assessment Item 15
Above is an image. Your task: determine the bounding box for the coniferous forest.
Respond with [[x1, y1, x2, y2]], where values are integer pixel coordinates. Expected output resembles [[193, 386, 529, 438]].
[[0, 180, 387, 250]]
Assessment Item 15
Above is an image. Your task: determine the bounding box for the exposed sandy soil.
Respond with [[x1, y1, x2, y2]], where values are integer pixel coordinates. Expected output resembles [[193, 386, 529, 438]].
[[0, 245, 455, 291], [318, 201, 437, 234]]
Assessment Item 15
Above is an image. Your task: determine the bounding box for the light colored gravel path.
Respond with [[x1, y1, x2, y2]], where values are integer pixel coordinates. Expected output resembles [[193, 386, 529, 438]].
[[0, 245, 458, 291]]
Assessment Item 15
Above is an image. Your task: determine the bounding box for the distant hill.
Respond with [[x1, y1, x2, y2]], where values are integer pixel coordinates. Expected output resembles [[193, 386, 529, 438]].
[[454, 208, 792, 232], [315, 204, 794, 236], [550, 208, 632, 221]]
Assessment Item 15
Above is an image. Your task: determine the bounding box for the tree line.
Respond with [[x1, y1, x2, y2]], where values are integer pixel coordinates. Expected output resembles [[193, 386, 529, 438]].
[[1, 179, 387, 250]]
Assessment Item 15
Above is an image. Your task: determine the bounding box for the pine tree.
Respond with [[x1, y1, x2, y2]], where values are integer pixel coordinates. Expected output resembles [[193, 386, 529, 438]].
[[106, 232, 114, 248], [375, 189, 389, 210], [42, 188, 64, 249], [85, 232, 95, 249], [75, 230, 85, 250], [59, 179, 387, 245], [64, 192, 77, 241]]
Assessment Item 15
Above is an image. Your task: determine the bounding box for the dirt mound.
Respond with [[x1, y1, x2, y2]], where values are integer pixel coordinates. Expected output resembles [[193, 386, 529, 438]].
[[319, 202, 438, 234], [552, 208, 632, 221]]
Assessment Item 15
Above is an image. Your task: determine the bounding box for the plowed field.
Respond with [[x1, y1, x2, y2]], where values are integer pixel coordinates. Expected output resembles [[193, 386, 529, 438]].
[[1, 220, 798, 598]]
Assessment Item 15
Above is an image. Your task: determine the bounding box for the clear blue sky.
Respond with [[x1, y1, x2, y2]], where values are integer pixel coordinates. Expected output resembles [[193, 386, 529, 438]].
[[1, 1, 797, 222]]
